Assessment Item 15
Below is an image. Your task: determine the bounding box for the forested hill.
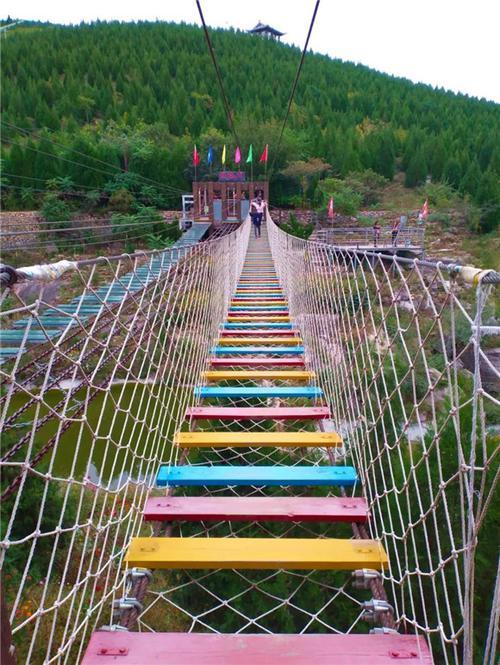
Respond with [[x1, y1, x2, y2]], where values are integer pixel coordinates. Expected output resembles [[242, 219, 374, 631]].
[[1, 20, 499, 226]]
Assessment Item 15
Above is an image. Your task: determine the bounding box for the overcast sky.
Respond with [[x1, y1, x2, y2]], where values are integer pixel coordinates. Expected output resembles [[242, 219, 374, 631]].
[[3, 0, 500, 102]]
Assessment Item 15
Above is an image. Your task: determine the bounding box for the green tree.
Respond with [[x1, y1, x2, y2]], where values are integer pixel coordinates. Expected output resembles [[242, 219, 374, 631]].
[[405, 149, 427, 187]]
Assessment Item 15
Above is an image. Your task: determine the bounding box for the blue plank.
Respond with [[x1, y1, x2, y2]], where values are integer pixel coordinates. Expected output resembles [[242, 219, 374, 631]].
[[195, 386, 323, 399], [13, 318, 76, 328], [212, 346, 304, 355], [0, 330, 59, 341], [157, 465, 357, 487], [0, 347, 25, 356], [223, 322, 293, 329]]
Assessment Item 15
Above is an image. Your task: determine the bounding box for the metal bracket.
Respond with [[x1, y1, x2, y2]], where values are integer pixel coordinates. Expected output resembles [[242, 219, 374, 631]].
[[98, 624, 129, 633], [125, 567, 153, 584], [112, 597, 143, 621], [351, 568, 381, 589], [370, 627, 399, 635], [361, 599, 394, 622]]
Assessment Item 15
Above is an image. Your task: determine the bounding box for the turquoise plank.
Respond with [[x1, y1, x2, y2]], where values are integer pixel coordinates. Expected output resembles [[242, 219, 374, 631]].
[[195, 386, 323, 399], [157, 465, 357, 487], [13, 318, 75, 328], [212, 346, 304, 355], [0, 330, 58, 341], [0, 347, 24, 356]]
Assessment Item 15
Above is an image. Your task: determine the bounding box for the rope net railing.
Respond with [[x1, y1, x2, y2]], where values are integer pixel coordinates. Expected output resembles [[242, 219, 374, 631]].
[[267, 213, 499, 664], [0, 219, 250, 664]]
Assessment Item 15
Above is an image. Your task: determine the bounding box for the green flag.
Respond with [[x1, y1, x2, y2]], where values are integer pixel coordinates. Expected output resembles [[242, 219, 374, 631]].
[[246, 144, 253, 163]]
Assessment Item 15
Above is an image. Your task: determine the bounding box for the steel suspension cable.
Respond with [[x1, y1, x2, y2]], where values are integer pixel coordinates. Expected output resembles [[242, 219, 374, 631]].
[[195, 0, 240, 147], [270, 0, 321, 174]]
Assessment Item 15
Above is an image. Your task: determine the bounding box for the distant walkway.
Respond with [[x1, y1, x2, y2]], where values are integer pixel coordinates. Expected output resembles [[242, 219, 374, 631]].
[[310, 226, 425, 254], [0, 223, 211, 361]]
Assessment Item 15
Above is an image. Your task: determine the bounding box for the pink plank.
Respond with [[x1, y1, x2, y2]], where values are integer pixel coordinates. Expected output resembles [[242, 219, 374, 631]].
[[227, 311, 288, 317], [82, 633, 433, 665], [186, 406, 330, 420], [211, 358, 305, 367], [143, 496, 368, 522], [220, 330, 296, 336]]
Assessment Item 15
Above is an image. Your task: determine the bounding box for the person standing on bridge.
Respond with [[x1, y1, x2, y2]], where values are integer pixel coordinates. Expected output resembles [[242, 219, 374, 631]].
[[391, 217, 401, 246], [373, 220, 381, 247], [250, 195, 265, 238]]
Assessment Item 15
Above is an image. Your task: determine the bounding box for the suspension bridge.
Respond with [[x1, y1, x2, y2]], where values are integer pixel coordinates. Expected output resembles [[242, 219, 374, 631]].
[[0, 212, 498, 664]]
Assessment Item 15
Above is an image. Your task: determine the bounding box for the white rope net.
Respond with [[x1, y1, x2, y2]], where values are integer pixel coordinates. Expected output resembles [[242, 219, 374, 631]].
[[0, 220, 249, 664], [0, 213, 498, 665], [267, 214, 499, 664]]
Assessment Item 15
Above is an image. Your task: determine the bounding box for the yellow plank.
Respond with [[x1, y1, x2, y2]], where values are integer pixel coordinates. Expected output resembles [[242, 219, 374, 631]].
[[175, 430, 342, 448], [226, 316, 290, 322], [218, 337, 302, 346], [125, 537, 387, 570], [203, 370, 314, 382]]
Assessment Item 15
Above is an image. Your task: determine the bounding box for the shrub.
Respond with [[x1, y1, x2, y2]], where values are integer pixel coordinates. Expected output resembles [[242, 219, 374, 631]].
[[423, 182, 457, 207], [108, 188, 134, 213], [280, 213, 314, 239], [317, 178, 362, 216], [344, 169, 388, 206], [41, 193, 72, 224]]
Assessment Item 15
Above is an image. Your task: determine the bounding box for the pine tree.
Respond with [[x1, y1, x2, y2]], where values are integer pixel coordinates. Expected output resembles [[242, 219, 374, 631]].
[[405, 149, 427, 187]]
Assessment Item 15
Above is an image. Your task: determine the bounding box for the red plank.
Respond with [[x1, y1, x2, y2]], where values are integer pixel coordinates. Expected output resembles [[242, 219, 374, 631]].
[[211, 358, 305, 366], [82, 633, 433, 665], [144, 496, 368, 523], [186, 406, 330, 420]]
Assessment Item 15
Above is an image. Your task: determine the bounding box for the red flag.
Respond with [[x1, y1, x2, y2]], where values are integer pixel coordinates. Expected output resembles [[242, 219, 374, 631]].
[[193, 145, 200, 167], [234, 146, 241, 164], [328, 197, 334, 219], [259, 144, 269, 163]]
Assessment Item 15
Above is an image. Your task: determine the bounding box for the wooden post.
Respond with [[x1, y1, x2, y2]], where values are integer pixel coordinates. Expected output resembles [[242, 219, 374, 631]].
[[1, 581, 16, 665]]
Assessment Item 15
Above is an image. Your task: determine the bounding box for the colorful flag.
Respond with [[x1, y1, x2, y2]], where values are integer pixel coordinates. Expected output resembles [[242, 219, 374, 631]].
[[418, 199, 429, 223], [221, 144, 226, 166], [207, 145, 214, 165], [328, 197, 334, 219], [259, 144, 269, 163], [193, 145, 200, 167], [246, 144, 253, 163], [234, 146, 241, 164]]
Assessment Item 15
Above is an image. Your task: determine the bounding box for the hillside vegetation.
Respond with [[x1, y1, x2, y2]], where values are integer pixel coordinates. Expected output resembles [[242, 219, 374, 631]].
[[1, 20, 499, 232]]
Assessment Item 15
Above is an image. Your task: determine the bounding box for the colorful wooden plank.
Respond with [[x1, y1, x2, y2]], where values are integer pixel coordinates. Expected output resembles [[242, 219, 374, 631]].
[[233, 294, 283, 298], [226, 317, 291, 322], [229, 306, 289, 311], [210, 358, 305, 367], [186, 406, 329, 420], [125, 536, 385, 570], [219, 330, 295, 336], [217, 338, 300, 345], [175, 430, 341, 448], [156, 465, 356, 487], [143, 495, 366, 522], [82, 632, 432, 665], [227, 312, 289, 319], [194, 386, 323, 399], [232, 298, 286, 303], [222, 322, 293, 329], [212, 346, 303, 355]]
